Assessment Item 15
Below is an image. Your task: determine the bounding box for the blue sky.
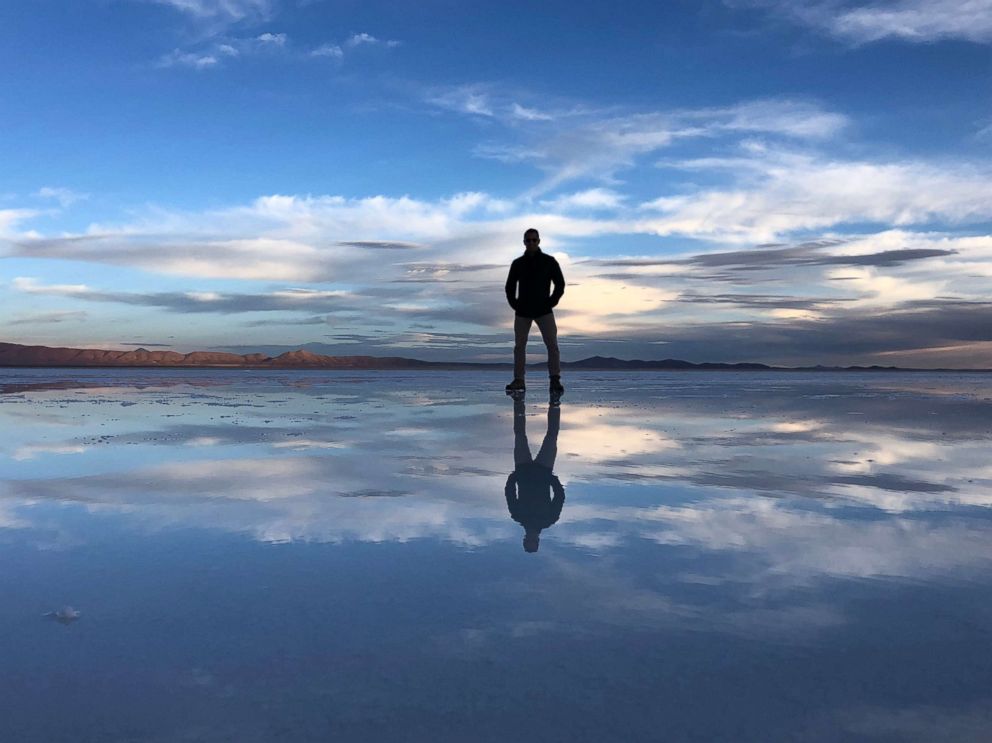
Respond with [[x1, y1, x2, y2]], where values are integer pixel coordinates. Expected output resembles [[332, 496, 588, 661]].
[[2, 0, 992, 366]]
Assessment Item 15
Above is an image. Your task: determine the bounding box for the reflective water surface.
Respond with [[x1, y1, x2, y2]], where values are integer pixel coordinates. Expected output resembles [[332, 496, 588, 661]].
[[2, 369, 992, 742]]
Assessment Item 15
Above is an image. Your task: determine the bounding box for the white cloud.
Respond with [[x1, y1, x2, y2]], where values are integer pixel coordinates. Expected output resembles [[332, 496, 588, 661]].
[[6, 79, 992, 354], [6, 388, 992, 593], [0, 208, 40, 237], [428, 85, 496, 117], [641, 145, 992, 242], [510, 103, 553, 121], [148, 0, 273, 26], [35, 186, 88, 207], [12, 277, 90, 296], [457, 96, 849, 194], [255, 31, 287, 45], [345, 32, 400, 48], [6, 169, 991, 343], [834, 0, 992, 43], [826, 265, 947, 308], [556, 276, 679, 334], [718, 98, 847, 138], [11, 443, 87, 462], [310, 43, 343, 59], [156, 49, 220, 69], [309, 32, 399, 62], [156, 31, 293, 70], [763, 0, 992, 44], [541, 188, 625, 211]]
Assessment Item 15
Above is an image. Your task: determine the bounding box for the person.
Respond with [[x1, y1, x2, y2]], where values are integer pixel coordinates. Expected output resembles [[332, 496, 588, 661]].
[[504, 228, 565, 396], [505, 397, 564, 553]]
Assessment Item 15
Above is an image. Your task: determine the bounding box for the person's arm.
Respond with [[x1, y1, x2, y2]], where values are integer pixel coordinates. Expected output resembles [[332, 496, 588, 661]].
[[549, 258, 565, 308], [505, 262, 519, 310], [505, 473, 517, 510], [549, 475, 565, 524]]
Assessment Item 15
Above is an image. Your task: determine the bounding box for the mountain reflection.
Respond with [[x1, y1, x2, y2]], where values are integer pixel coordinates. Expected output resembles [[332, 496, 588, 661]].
[[505, 398, 564, 552]]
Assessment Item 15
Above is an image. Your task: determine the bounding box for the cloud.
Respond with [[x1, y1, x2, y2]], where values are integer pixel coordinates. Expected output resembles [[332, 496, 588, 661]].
[[255, 31, 286, 45], [11, 443, 88, 462], [12, 277, 356, 314], [8, 310, 88, 326], [607, 298, 992, 366], [427, 85, 497, 117], [338, 240, 422, 250], [510, 103, 553, 121], [4, 190, 622, 286], [841, 699, 992, 742], [6, 82, 992, 368], [587, 239, 957, 270], [7, 182, 992, 365], [541, 188, 625, 211], [35, 187, 88, 207], [0, 208, 39, 237], [309, 32, 400, 61], [156, 49, 220, 68], [458, 96, 849, 194], [310, 43, 343, 59], [156, 31, 292, 69], [148, 0, 274, 27], [12, 234, 332, 281], [6, 377, 992, 595], [11, 277, 90, 295], [438, 87, 776, 198], [641, 144, 992, 242], [345, 32, 400, 48], [753, 0, 992, 44]]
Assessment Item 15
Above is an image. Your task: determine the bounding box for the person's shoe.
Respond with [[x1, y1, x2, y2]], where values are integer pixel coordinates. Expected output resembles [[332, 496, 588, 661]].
[[505, 378, 526, 393], [549, 376, 564, 396]]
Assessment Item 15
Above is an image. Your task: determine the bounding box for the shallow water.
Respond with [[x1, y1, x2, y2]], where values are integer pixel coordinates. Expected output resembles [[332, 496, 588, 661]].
[[2, 368, 992, 742]]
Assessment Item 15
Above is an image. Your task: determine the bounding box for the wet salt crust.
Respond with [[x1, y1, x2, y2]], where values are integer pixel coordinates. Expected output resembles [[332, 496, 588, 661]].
[[2, 368, 992, 742]]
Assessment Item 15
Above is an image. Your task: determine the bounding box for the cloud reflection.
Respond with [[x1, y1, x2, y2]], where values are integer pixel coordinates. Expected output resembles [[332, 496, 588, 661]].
[[2, 371, 992, 591]]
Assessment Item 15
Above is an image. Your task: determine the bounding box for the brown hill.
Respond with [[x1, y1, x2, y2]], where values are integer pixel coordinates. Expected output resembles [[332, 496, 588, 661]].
[[0, 342, 436, 369]]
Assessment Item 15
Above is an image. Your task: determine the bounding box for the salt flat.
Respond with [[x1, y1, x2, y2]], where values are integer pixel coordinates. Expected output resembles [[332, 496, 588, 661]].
[[2, 369, 992, 742]]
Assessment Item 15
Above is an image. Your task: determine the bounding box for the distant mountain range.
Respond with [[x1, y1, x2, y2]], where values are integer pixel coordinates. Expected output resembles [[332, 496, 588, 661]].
[[0, 342, 985, 371]]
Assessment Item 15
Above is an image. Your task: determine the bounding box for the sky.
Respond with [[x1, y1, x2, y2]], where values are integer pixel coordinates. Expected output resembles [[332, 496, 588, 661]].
[[1, 0, 992, 367]]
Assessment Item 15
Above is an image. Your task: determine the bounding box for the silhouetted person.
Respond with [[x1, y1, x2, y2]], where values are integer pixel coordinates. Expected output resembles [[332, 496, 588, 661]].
[[505, 228, 565, 397], [505, 397, 564, 552]]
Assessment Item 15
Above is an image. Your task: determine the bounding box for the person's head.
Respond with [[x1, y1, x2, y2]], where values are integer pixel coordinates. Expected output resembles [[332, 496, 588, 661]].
[[523, 529, 540, 553], [523, 228, 540, 253]]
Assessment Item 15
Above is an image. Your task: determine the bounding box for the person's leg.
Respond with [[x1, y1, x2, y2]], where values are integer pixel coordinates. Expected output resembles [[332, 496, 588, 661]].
[[535, 404, 560, 470], [513, 315, 532, 380], [534, 313, 561, 377], [513, 397, 533, 466]]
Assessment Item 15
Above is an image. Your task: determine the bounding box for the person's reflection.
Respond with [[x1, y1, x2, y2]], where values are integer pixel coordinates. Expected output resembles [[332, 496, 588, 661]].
[[505, 398, 564, 553]]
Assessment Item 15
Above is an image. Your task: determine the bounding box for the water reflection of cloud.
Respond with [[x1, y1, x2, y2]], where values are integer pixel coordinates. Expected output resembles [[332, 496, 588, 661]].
[[836, 700, 992, 743], [561, 405, 678, 462], [11, 443, 88, 461], [3, 372, 992, 588]]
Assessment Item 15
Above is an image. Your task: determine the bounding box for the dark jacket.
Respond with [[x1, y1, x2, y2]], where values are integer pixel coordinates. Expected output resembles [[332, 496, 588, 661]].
[[505, 249, 565, 319], [505, 465, 565, 533]]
